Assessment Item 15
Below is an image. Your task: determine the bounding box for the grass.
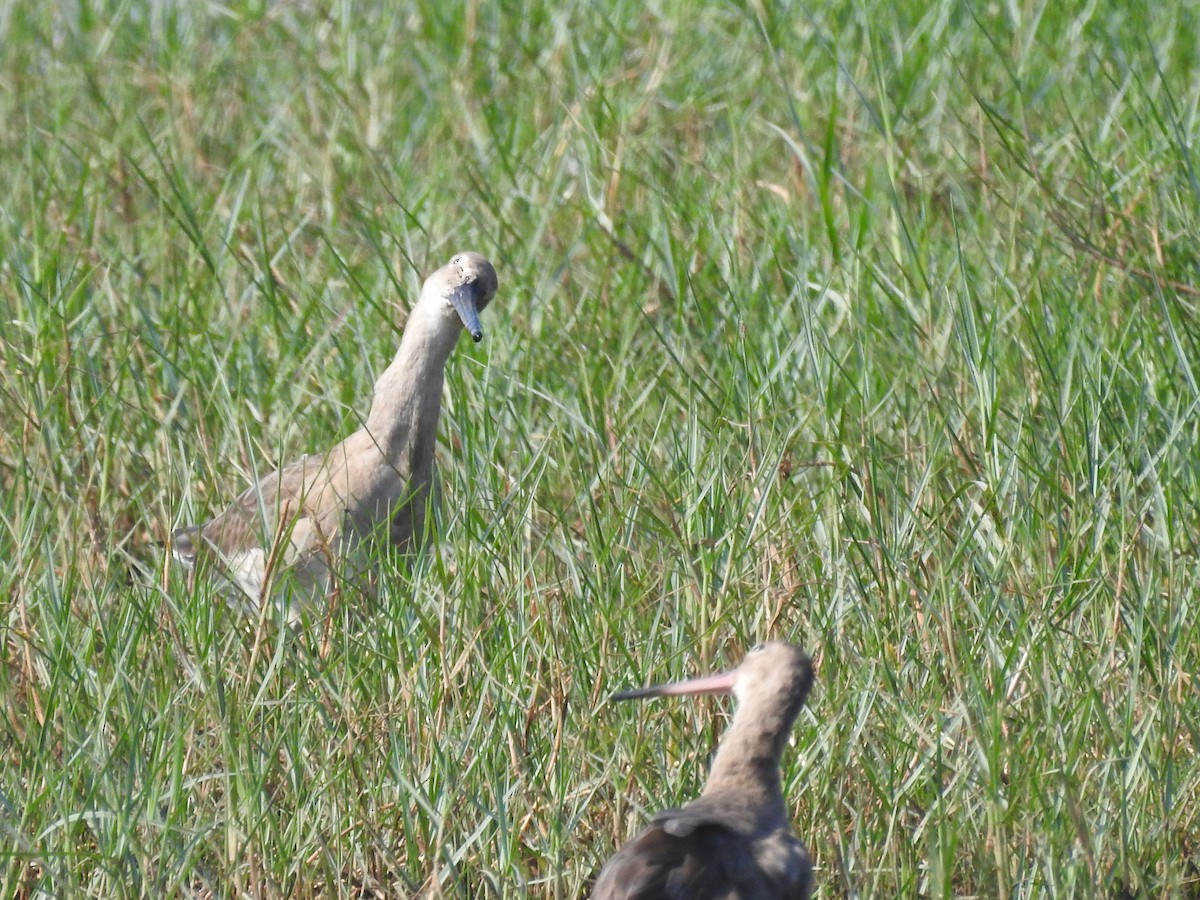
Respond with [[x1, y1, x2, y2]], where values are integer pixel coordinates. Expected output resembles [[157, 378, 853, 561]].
[[2, 0, 1199, 896]]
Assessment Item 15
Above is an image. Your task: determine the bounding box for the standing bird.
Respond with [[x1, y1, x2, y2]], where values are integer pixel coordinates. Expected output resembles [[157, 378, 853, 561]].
[[172, 251, 499, 621], [594, 642, 815, 900]]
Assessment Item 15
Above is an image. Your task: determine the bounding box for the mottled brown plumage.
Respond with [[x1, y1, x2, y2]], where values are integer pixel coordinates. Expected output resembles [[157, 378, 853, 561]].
[[173, 251, 498, 620], [595, 642, 815, 900]]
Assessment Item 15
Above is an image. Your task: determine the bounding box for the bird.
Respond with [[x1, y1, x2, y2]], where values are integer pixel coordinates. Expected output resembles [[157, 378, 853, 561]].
[[171, 251, 499, 621], [593, 641, 815, 900]]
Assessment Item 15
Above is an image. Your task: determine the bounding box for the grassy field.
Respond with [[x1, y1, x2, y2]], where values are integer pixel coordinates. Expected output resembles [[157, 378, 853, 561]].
[[2, 0, 1199, 896]]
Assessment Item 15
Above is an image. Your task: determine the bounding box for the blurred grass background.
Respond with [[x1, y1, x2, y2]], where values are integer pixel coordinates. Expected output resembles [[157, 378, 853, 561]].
[[1, 0, 1198, 896]]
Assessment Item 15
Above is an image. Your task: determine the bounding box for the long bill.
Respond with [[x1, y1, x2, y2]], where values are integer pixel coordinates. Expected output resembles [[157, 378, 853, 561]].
[[447, 283, 485, 342], [611, 669, 738, 702]]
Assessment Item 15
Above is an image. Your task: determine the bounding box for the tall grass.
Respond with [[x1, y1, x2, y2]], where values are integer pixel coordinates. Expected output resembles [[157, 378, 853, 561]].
[[1, 0, 1198, 896]]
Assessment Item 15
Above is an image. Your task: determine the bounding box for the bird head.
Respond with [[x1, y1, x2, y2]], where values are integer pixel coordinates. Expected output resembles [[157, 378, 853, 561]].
[[729, 642, 814, 715], [429, 250, 499, 343], [610, 641, 814, 715]]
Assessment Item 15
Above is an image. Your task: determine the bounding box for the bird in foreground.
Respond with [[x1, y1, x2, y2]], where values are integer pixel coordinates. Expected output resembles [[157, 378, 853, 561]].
[[593, 641, 815, 900], [172, 251, 499, 621]]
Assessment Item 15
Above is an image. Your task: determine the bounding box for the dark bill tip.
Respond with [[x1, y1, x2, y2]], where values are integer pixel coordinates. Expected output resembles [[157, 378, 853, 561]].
[[470, 329, 483, 343], [610, 686, 662, 702]]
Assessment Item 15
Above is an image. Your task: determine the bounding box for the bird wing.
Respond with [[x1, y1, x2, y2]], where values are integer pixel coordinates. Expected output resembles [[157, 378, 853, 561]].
[[173, 452, 338, 602], [591, 808, 811, 900]]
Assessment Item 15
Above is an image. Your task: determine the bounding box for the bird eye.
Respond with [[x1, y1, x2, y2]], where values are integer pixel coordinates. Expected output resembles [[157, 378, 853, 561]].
[[750, 642, 766, 654]]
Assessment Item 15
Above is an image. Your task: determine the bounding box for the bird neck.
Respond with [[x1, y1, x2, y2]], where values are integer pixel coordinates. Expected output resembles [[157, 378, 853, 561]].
[[701, 698, 792, 821], [363, 299, 463, 452]]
